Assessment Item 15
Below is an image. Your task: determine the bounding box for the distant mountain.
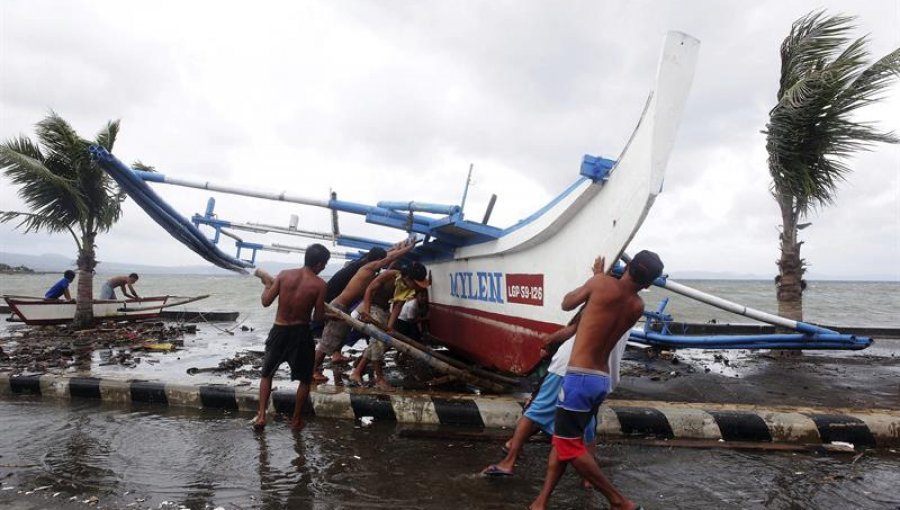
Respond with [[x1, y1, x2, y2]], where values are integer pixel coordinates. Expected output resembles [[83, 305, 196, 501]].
[[0, 252, 74, 272]]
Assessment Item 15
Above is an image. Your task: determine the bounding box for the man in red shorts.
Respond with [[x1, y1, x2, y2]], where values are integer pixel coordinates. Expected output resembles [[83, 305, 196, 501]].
[[529, 251, 663, 510]]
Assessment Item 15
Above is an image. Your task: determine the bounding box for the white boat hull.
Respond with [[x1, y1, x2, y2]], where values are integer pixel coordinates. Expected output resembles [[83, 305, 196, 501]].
[[4, 296, 170, 325], [428, 32, 700, 374]]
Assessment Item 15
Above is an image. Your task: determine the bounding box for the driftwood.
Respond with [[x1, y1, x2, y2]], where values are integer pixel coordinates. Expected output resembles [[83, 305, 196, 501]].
[[326, 303, 511, 393]]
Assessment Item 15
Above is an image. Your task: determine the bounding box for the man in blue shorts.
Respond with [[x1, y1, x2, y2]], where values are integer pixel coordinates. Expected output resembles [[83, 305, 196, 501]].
[[482, 256, 626, 478], [529, 250, 663, 510], [44, 270, 75, 300]]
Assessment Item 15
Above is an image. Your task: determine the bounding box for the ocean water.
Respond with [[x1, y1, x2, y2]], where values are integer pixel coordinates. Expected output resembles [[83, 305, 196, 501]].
[[2, 273, 898, 329]]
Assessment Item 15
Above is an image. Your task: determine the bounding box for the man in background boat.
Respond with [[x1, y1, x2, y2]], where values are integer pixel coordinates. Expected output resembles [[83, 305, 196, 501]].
[[99, 273, 140, 300], [252, 243, 331, 431], [349, 260, 430, 390], [311, 239, 416, 383], [318, 247, 388, 367], [530, 250, 663, 510], [44, 270, 75, 300]]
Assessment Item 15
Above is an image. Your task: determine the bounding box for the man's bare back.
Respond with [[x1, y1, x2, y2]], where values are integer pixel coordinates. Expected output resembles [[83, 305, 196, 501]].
[[331, 239, 415, 308], [262, 267, 326, 326], [566, 274, 643, 373]]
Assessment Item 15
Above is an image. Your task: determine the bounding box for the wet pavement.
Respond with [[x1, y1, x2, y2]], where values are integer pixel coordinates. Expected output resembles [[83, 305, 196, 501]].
[[1, 399, 898, 510], [2, 320, 898, 410]]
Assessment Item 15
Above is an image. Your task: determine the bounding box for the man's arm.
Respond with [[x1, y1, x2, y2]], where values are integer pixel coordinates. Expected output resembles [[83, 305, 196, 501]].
[[261, 274, 281, 307], [360, 270, 396, 317], [378, 239, 415, 268], [543, 322, 577, 348], [124, 284, 139, 299], [561, 276, 594, 311], [312, 281, 326, 323], [386, 300, 404, 332], [63, 288, 72, 300], [539, 322, 578, 358]]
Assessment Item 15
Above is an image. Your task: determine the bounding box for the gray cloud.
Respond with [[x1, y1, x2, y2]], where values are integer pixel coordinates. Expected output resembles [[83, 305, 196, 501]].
[[1, 0, 897, 279]]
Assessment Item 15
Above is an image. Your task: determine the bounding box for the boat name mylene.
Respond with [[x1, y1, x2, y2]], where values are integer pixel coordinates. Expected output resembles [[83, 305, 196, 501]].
[[449, 272, 505, 303], [448, 272, 544, 306]]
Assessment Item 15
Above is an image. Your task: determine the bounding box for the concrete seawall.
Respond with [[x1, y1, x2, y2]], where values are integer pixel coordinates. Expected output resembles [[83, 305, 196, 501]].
[[3, 372, 897, 449]]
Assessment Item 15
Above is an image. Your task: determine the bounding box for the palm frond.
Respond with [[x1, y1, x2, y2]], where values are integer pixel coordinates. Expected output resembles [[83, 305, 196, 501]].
[[0, 210, 75, 235], [0, 145, 87, 224], [95, 119, 120, 152], [132, 160, 156, 172], [1, 113, 133, 236], [766, 11, 900, 215]]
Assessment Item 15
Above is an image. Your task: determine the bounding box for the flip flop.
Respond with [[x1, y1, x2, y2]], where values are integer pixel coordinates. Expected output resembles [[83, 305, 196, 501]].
[[482, 464, 514, 477]]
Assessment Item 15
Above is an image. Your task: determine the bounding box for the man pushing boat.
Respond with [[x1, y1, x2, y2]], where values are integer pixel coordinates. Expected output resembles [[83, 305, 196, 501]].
[[251, 243, 330, 431], [318, 247, 388, 366], [529, 250, 663, 510], [481, 257, 627, 480], [349, 260, 430, 390], [100, 273, 140, 300], [311, 239, 416, 383]]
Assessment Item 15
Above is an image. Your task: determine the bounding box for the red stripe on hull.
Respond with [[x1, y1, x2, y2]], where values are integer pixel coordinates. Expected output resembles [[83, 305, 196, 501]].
[[429, 303, 563, 376]]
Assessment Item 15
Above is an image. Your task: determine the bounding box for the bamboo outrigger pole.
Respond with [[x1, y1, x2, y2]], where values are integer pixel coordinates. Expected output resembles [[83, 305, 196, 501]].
[[326, 303, 512, 393]]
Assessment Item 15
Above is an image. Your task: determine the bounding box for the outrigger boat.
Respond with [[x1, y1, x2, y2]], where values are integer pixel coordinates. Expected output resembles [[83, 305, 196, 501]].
[[3, 294, 210, 326], [4, 295, 170, 326], [90, 32, 871, 377]]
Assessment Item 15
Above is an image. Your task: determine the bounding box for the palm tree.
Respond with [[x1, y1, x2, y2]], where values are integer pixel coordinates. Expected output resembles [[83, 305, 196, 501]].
[[763, 11, 899, 330], [0, 112, 127, 328]]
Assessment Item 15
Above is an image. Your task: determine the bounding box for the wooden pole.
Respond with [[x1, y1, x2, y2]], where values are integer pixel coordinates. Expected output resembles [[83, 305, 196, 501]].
[[326, 303, 510, 393]]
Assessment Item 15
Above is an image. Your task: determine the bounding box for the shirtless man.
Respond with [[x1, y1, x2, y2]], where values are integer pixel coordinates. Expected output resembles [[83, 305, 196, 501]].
[[252, 243, 331, 431], [483, 257, 627, 479], [311, 239, 415, 382], [349, 261, 429, 390], [321, 247, 388, 364], [100, 273, 139, 300], [529, 250, 663, 510]]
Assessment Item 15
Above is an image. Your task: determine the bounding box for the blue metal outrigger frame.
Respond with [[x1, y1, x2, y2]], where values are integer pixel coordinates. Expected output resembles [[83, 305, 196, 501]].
[[611, 264, 873, 351], [93, 146, 615, 265], [91, 146, 872, 351]]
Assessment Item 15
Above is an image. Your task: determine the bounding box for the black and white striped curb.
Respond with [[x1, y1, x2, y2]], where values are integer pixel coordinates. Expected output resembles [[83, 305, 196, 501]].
[[2, 373, 897, 448]]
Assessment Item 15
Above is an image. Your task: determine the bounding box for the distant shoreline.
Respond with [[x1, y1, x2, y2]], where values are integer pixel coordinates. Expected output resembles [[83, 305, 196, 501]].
[[2, 252, 898, 282]]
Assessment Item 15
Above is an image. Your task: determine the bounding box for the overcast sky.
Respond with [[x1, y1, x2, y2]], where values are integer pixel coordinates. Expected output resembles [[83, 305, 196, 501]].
[[1, 1, 898, 280]]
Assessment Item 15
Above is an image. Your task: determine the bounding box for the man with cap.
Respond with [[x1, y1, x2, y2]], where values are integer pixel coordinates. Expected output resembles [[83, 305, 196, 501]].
[[529, 250, 663, 510], [350, 260, 430, 390]]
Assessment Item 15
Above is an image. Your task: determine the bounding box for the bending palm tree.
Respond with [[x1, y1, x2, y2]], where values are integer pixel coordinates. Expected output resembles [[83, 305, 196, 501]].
[[764, 11, 899, 328], [1, 113, 126, 328]]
